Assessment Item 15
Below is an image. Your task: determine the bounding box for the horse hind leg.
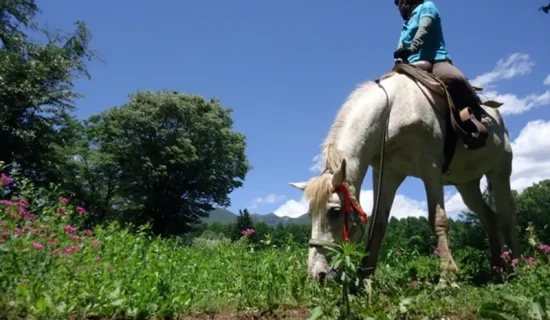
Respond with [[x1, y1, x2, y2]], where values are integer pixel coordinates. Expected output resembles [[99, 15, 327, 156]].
[[455, 179, 502, 269], [486, 161, 521, 258]]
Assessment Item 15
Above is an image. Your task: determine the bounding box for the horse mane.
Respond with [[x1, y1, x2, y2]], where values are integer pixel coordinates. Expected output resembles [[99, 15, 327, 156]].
[[303, 80, 381, 218]]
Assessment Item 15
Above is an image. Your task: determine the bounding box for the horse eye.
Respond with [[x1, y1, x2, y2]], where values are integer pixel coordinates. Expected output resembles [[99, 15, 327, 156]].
[[329, 207, 341, 216]]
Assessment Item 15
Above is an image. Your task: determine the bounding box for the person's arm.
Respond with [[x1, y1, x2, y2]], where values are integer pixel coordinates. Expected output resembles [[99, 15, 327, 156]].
[[409, 16, 433, 53]]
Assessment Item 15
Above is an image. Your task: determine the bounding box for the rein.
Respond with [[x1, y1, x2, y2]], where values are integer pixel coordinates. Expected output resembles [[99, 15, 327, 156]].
[[308, 79, 391, 250], [330, 181, 368, 242]]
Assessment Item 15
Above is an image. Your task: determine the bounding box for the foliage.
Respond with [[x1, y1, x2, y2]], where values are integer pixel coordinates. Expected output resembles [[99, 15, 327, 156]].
[[71, 90, 252, 235], [0, 0, 98, 185], [1, 167, 550, 320]]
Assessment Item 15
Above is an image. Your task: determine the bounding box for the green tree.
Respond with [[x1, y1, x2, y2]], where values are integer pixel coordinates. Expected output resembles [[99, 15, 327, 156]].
[[515, 179, 550, 246], [0, 0, 97, 185], [234, 208, 254, 240], [82, 90, 251, 235]]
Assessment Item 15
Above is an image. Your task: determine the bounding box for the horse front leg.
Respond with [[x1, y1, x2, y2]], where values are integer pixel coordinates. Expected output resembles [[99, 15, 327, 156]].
[[424, 171, 458, 274], [359, 168, 405, 278]]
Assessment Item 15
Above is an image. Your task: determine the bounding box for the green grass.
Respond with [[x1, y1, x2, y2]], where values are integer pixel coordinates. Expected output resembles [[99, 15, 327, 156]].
[[1, 172, 550, 319]]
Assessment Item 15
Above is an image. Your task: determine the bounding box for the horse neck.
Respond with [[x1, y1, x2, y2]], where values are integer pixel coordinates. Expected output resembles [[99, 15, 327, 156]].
[[323, 81, 392, 196]]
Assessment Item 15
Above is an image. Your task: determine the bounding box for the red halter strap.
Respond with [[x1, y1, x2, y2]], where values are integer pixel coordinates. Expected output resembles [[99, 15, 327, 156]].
[[330, 181, 368, 242]]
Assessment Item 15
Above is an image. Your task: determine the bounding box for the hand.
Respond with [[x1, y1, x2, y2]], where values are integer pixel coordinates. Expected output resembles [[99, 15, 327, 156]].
[[393, 47, 412, 61]]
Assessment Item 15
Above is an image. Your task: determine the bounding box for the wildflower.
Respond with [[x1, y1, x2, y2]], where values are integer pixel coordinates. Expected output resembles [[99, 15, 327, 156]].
[[13, 228, 21, 237], [240, 228, 256, 236], [0, 200, 14, 207], [62, 245, 80, 256], [63, 225, 76, 234], [76, 206, 87, 215], [82, 230, 94, 237], [57, 207, 66, 215], [92, 240, 102, 248], [51, 249, 60, 256], [433, 248, 439, 255], [500, 251, 510, 260], [539, 244, 550, 254], [0, 173, 13, 187], [525, 256, 536, 266], [395, 251, 402, 257], [23, 226, 31, 233], [95, 257, 102, 263], [411, 280, 419, 286], [58, 197, 69, 204], [32, 242, 44, 251], [511, 258, 519, 269]]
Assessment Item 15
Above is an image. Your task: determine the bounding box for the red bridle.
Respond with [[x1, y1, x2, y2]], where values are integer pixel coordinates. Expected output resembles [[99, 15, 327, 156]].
[[329, 181, 368, 242]]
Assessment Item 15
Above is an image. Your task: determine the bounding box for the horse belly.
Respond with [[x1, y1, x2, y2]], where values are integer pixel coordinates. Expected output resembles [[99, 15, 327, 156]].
[[443, 143, 506, 185]]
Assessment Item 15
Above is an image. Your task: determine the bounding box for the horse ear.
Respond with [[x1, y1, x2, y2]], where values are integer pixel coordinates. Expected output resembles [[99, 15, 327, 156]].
[[289, 182, 308, 191], [331, 158, 346, 187]]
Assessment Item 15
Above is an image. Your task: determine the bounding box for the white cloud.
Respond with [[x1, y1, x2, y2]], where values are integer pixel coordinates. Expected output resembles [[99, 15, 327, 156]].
[[544, 74, 550, 86], [481, 90, 550, 115], [509, 119, 550, 191], [470, 53, 550, 115], [309, 154, 323, 173], [249, 193, 286, 209], [273, 198, 308, 218], [470, 53, 534, 89]]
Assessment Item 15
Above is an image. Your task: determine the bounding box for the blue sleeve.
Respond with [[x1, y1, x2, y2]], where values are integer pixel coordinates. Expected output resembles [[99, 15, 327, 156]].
[[419, 1, 439, 19]]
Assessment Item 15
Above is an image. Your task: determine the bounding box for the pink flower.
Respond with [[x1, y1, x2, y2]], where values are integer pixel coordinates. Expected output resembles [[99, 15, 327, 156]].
[[58, 197, 69, 204], [76, 206, 87, 215], [32, 242, 44, 251], [0, 173, 13, 187], [57, 207, 66, 215], [92, 240, 102, 248], [500, 251, 510, 260], [240, 228, 256, 236], [411, 280, 419, 286], [539, 244, 550, 254], [82, 230, 94, 237], [95, 257, 102, 263], [0, 200, 14, 207], [62, 245, 80, 256], [63, 225, 76, 234], [525, 256, 536, 266], [433, 248, 439, 255], [13, 228, 21, 237]]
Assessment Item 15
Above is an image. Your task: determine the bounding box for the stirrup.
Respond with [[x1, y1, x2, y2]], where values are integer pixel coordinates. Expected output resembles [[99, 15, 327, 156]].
[[459, 107, 488, 150]]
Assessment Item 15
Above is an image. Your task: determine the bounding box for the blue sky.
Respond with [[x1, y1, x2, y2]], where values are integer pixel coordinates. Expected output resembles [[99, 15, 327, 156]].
[[36, 0, 550, 219]]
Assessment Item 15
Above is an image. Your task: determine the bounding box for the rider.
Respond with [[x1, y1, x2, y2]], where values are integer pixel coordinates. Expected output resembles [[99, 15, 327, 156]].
[[392, 0, 487, 150]]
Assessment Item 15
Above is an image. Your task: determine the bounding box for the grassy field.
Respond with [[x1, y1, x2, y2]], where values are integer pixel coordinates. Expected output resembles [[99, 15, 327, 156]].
[[1, 177, 550, 319]]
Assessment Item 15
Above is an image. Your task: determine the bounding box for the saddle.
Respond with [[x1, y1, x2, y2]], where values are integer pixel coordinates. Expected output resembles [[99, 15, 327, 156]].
[[378, 61, 503, 174]]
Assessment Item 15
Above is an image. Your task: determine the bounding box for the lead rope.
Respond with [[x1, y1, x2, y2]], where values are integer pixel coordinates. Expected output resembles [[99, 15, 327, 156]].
[[367, 80, 392, 245]]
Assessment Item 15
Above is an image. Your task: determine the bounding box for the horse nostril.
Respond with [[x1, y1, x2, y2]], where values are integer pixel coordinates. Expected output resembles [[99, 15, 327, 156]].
[[318, 272, 327, 282]]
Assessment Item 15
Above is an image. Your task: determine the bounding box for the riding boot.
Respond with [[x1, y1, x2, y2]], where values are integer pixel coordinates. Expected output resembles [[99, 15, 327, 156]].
[[432, 60, 488, 150]]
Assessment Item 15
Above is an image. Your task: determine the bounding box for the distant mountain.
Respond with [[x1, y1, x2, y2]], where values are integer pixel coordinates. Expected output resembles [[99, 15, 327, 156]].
[[202, 208, 311, 226]]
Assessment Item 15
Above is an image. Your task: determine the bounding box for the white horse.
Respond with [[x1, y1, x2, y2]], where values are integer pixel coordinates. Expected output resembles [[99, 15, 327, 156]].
[[289, 67, 520, 281]]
